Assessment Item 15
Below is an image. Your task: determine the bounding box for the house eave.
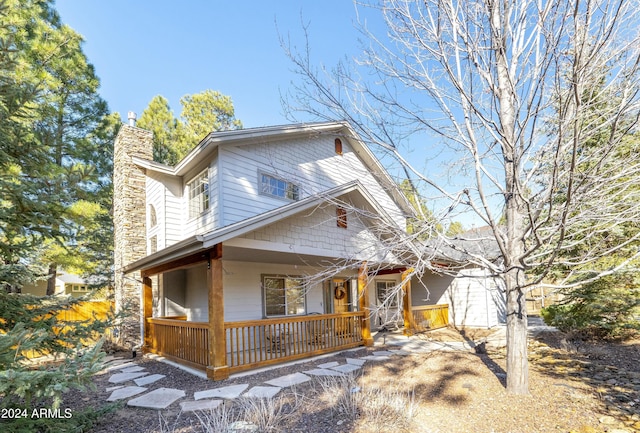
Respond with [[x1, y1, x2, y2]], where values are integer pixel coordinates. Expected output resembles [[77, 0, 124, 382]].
[[121, 235, 205, 274]]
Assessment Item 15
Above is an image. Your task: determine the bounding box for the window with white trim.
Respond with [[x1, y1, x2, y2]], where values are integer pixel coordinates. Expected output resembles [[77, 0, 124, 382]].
[[376, 280, 398, 307], [188, 168, 210, 218], [263, 275, 306, 317], [259, 172, 299, 201]]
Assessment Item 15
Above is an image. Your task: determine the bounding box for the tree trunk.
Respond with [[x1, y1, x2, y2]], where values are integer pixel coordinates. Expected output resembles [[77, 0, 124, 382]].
[[505, 272, 529, 394], [46, 263, 57, 296]]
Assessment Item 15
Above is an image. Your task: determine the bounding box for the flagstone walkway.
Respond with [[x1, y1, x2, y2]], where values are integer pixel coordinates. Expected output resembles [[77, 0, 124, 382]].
[[100, 334, 479, 411]]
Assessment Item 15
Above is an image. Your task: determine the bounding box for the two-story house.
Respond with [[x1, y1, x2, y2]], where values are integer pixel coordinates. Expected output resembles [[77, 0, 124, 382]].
[[113, 119, 456, 380]]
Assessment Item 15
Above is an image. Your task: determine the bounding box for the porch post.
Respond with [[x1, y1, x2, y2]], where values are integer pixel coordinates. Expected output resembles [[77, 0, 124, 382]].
[[207, 244, 229, 380], [402, 268, 415, 336], [142, 275, 153, 351], [358, 261, 374, 346]]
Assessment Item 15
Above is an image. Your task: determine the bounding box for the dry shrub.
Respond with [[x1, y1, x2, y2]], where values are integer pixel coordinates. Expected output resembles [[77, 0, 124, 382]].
[[160, 391, 304, 433], [314, 373, 417, 432]]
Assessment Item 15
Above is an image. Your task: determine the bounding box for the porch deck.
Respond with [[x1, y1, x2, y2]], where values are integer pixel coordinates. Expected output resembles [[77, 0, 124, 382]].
[[146, 305, 449, 375]]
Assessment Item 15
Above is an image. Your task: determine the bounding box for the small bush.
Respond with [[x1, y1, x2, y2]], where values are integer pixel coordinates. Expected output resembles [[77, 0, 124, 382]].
[[541, 273, 640, 340]]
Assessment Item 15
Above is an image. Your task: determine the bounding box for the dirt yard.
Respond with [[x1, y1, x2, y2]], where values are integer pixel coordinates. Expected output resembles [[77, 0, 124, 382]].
[[63, 326, 640, 433]]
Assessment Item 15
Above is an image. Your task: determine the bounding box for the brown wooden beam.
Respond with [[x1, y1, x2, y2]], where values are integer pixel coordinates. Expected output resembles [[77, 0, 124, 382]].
[[142, 276, 153, 351], [402, 268, 415, 336], [141, 247, 220, 277], [370, 267, 407, 276], [358, 261, 373, 346], [206, 244, 229, 380]]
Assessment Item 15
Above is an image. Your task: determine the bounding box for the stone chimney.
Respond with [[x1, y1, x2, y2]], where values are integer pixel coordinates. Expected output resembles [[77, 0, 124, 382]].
[[113, 121, 153, 348]]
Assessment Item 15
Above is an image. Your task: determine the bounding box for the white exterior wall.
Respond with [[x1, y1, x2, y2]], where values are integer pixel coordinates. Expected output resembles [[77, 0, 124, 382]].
[[164, 175, 183, 246], [236, 202, 393, 263], [146, 173, 165, 252], [146, 171, 186, 250], [183, 154, 219, 239], [147, 135, 406, 249], [219, 136, 405, 229], [223, 261, 325, 322], [414, 268, 506, 328]]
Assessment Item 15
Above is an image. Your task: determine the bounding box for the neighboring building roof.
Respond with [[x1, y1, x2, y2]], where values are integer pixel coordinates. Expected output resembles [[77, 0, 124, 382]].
[[131, 121, 415, 218], [56, 271, 86, 285], [424, 226, 502, 264], [123, 180, 413, 274]]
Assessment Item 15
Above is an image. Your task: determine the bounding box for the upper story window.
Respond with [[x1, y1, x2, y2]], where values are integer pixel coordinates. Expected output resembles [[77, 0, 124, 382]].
[[149, 205, 157, 228], [260, 172, 300, 201], [188, 168, 210, 218]]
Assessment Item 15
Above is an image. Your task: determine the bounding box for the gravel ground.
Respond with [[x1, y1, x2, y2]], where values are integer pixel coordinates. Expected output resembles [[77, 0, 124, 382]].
[[61, 327, 639, 433]]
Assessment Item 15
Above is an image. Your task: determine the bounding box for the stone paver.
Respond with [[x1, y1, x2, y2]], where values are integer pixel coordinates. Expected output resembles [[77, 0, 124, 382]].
[[103, 361, 138, 372], [361, 355, 391, 361], [108, 372, 149, 384], [265, 372, 311, 388], [107, 386, 148, 401], [388, 349, 412, 356], [120, 366, 147, 373], [194, 384, 249, 400], [244, 386, 281, 399], [303, 368, 344, 377], [346, 357, 366, 366], [127, 387, 185, 409], [180, 400, 223, 412], [372, 350, 395, 356], [330, 363, 362, 374], [317, 361, 340, 368], [105, 385, 125, 392], [134, 374, 165, 386]]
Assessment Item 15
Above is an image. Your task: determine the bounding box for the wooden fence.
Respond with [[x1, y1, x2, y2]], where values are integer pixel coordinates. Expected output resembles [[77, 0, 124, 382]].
[[55, 300, 113, 322]]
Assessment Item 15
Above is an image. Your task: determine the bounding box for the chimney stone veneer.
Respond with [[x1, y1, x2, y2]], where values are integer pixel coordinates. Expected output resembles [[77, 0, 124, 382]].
[[113, 124, 153, 347]]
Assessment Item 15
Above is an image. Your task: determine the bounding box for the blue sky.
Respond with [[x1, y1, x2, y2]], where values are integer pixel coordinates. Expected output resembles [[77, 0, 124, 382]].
[[54, 1, 488, 228], [55, 0, 366, 127]]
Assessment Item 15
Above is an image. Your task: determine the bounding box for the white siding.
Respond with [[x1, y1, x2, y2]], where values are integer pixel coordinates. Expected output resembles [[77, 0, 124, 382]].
[[146, 173, 165, 251], [237, 201, 397, 263], [184, 265, 208, 321], [182, 154, 219, 239], [222, 261, 325, 322], [415, 268, 506, 328], [219, 135, 405, 229], [164, 176, 183, 246]]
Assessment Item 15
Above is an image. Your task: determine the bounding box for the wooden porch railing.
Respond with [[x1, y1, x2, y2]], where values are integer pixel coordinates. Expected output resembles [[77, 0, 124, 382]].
[[146, 318, 209, 370], [410, 304, 449, 332], [146, 311, 365, 374], [225, 311, 365, 373]]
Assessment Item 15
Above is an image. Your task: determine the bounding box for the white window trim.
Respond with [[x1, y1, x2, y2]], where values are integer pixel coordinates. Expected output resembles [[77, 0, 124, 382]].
[[258, 171, 300, 201], [187, 168, 210, 219], [376, 280, 399, 307], [262, 274, 307, 317]]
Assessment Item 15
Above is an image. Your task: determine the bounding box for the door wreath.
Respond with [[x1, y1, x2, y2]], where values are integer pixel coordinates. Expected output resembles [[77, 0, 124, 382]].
[[334, 285, 346, 300]]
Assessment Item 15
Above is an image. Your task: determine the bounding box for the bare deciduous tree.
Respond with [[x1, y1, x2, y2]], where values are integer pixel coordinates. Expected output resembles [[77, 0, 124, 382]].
[[282, 0, 640, 394]]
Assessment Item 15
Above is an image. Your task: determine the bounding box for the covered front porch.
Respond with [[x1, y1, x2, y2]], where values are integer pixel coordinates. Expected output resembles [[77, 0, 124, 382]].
[[137, 243, 449, 380], [139, 243, 379, 380]]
